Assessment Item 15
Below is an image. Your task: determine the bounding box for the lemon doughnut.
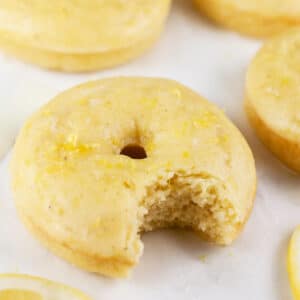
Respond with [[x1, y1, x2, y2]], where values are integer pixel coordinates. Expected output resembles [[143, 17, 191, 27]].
[[0, 1, 171, 72], [246, 29, 300, 171], [194, 0, 300, 38], [11, 77, 256, 278]]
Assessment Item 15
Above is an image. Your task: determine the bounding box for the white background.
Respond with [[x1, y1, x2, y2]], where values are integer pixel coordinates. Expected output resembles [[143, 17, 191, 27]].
[[0, 1, 297, 299]]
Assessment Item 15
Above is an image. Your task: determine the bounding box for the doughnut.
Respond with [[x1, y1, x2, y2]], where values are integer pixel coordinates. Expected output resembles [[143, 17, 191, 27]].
[[246, 29, 300, 171], [0, 1, 171, 72], [11, 77, 256, 278], [194, 0, 300, 37]]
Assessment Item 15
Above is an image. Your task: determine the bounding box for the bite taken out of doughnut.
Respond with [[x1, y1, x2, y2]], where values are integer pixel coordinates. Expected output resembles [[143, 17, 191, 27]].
[[11, 77, 256, 278], [0, 0, 171, 72], [194, 0, 300, 38], [246, 28, 300, 172]]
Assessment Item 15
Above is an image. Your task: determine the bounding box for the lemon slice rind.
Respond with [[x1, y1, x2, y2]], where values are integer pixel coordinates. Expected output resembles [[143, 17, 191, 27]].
[[0, 274, 92, 300]]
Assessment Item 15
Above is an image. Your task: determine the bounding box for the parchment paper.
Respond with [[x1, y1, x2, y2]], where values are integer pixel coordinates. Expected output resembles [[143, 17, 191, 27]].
[[0, 1, 296, 299]]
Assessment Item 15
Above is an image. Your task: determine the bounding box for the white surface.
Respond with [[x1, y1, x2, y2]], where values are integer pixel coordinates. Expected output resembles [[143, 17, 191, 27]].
[[0, 1, 297, 299]]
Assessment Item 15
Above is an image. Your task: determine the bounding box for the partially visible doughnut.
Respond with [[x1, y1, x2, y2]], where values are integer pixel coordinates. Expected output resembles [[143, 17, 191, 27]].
[[0, 1, 171, 71], [11, 77, 256, 277], [194, 0, 300, 38], [246, 29, 300, 172]]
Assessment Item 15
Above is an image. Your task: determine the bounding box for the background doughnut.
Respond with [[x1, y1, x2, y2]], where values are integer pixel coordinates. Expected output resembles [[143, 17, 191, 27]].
[[194, 0, 300, 38], [0, 0, 171, 71], [246, 28, 300, 171]]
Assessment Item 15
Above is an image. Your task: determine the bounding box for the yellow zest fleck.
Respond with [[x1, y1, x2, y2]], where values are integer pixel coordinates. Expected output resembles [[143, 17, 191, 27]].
[[208, 137, 218, 144], [72, 197, 81, 209], [116, 162, 127, 169], [24, 159, 31, 167], [182, 151, 190, 159], [24, 121, 33, 132], [97, 159, 114, 169], [45, 161, 75, 175], [104, 100, 111, 107], [0, 290, 42, 300], [218, 134, 229, 145], [57, 207, 65, 216], [199, 255, 207, 263], [60, 134, 97, 154], [182, 121, 190, 133], [89, 218, 108, 233], [172, 88, 182, 99], [129, 159, 137, 170], [78, 98, 88, 106], [280, 76, 291, 87], [146, 142, 155, 153], [97, 159, 136, 171], [45, 164, 60, 174], [175, 121, 190, 137], [41, 110, 52, 117], [208, 134, 229, 145], [140, 98, 157, 109], [193, 111, 218, 128], [61, 143, 94, 154], [228, 176, 238, 190], [148, 164, 161, 172], [66, 134, 78, 147], [111, 138, 119, 146], [47, 200, 65, 216], [165, 161, 173, 169]]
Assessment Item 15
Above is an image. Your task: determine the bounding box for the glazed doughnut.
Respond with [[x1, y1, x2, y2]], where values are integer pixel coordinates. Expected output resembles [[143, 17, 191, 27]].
[[194, 0, 300, 38], [11, 77, 256, 278], [246, 29, 300, 172], [0, 1, 171, 72]]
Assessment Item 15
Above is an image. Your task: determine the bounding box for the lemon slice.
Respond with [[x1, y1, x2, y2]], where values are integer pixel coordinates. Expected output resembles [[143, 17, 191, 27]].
[[287, 227, 300, 299], [0, 274, 92, 300]]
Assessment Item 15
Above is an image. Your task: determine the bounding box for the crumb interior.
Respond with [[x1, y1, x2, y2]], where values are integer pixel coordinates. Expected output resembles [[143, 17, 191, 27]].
[[139, 172, 240, 245]]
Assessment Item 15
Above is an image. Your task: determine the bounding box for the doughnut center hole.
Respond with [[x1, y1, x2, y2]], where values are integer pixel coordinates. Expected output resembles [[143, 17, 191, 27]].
[[120, 144, 147, 160]]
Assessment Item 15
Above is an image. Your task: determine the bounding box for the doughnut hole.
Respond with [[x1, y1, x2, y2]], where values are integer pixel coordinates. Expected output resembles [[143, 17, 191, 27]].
[[120, 144, 147, 159], [138, 172, 240, 245]]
